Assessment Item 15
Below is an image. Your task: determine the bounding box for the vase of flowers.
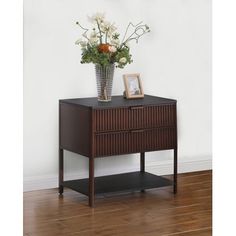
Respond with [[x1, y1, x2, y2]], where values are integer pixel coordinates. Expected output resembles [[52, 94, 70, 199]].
[[75, 13, 150, 102]]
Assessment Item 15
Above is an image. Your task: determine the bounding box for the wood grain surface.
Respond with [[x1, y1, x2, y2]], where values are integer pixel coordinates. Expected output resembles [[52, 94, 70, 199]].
[[24, 170, 212, 236]]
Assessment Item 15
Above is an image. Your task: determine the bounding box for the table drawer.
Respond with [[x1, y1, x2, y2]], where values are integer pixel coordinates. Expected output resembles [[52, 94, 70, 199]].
[[94, 127, 176, 157], [94, 104, 176, 132]]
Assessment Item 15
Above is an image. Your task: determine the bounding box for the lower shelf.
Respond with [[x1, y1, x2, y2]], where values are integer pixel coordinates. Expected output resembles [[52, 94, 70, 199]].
[[62, 171, 172, 196]]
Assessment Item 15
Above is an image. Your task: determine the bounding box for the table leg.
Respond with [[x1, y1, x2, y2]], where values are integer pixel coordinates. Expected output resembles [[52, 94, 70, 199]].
[[140, 152, 145, 172], [140, 152, 145, 192], [89, 157, 95, 207], [174, 148, 178, 194], [59, 148, 64, 195]]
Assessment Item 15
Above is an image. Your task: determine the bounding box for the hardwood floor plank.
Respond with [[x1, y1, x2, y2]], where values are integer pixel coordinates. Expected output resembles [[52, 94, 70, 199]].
[[24, 170, 212, 236], [163, 227, 212, 236]]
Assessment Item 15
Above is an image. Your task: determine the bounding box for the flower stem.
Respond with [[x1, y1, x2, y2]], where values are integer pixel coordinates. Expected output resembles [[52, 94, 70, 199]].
[[76, 21, 90, 41], [96, 20, 103, 44], [120, 24, 149, 48], [105, 31, 108, 43]]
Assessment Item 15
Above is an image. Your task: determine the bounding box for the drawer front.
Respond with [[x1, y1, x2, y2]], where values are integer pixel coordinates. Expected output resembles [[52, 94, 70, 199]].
[[94, 104, 176, 132], [94, 127, 176, 157]]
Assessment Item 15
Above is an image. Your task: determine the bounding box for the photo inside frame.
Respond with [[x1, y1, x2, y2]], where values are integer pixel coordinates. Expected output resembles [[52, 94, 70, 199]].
[[128, 76, 141, 95]]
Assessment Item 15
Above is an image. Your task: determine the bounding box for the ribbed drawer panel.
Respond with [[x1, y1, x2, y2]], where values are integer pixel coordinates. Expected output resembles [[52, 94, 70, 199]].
[[129, 105, 176, 129], [94, 105, 176, 132], [94, 108, 129, 132], [94, 127, 176, 157]]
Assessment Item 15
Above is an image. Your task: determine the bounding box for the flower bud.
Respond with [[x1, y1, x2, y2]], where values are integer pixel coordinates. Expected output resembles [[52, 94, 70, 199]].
[[119, 57, 127, 64]]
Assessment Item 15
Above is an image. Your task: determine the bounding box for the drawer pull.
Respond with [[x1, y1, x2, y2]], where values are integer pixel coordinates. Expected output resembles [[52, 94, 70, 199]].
[[130, 106, 144, 110], [130, 129, 144, 133]]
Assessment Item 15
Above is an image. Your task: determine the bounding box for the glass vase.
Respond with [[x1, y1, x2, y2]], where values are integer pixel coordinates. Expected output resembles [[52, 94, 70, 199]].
[[95, 64, 115, 102]]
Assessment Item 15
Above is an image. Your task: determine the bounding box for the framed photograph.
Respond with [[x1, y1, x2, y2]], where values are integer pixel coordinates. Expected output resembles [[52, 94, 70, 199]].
[[123, 74, 144, 99]]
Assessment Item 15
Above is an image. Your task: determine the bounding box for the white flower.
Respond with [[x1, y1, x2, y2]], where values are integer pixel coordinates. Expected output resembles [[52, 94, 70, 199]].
[[88, 12, 105, 23], [90, 31, 98, 38], [108, 45, 117, 53], [75, 38, 82, 45], [75, 38, 87, 48], [119, 57, 127, 64], [87, 31, 99, 45], [100, 21, 110, 31], [89, 37, 98, 45], [80, 41, 87, 48], [101, 21, 117, 36]]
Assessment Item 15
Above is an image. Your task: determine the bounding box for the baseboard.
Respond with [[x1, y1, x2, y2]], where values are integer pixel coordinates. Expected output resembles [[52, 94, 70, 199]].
[[23, 156, 212, 192]]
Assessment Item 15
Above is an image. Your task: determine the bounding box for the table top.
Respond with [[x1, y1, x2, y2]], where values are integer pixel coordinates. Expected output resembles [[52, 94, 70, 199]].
[[59, 94, 177, 108]]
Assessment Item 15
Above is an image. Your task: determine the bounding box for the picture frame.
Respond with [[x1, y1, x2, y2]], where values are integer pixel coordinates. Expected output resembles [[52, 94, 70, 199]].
[[123, 74, 144, 99]]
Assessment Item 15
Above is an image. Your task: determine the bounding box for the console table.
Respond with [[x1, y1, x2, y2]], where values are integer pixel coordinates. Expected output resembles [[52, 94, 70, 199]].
[[59, 95, 177, 207]]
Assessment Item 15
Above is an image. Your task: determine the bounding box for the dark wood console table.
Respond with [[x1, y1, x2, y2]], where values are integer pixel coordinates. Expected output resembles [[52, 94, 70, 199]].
[[59, 95, 177, 207]]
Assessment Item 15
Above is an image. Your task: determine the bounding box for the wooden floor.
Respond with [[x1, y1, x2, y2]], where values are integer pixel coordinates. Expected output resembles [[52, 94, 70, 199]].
[[24, 170, 212, 236]]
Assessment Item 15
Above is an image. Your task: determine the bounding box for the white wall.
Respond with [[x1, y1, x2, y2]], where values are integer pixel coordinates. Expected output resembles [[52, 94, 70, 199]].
[[24, 0, 211, 191]]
